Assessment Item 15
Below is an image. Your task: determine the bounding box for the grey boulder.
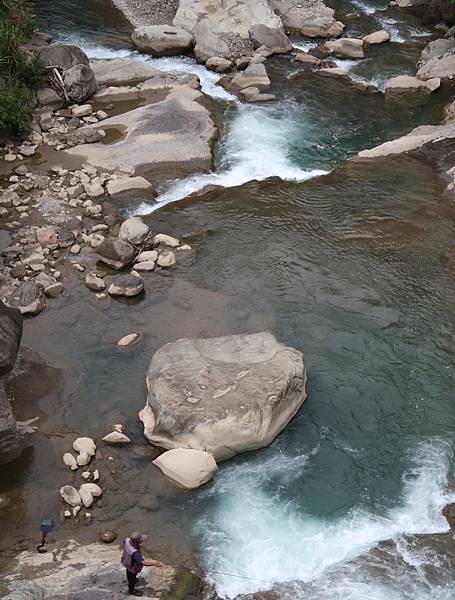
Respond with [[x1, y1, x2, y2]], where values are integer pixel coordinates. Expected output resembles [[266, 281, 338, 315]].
[[132, 25, 194, 57], [96, 239, 136, 269], [64, 64, 97, 103], [249, 24, 292, 54], [37, 44, 89, 69], [139, 332, 307, 462], [108, 274, 144, 297], [8, 282, 45, 316]]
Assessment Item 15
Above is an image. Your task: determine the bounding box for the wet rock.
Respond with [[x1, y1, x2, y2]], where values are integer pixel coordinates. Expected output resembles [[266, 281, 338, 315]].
[[106, 176, 153, 198], [294, 52, 320, 66], [249, 24, 292, 54], [132, 25, 194, 56], [63, 452, 78, 470], [157, 250, 176, 268], [153, 233, 179, 248], [60, 485, 82, 506], [384, 75, 441, 104], [85, 273, 106, 292], [96, 239, 136, 269], [107, 273, 144, 297], [0, 301, 23, 377], [90, 57, 159, 86], [139, 332, 307, 461], [72, 104, 93, 118], [206, 56, 234, 73], [323, 38, 364, 59], [363, 30, 390, 44], [102, 431, 131, 443], [239, 86, 276, 102], [153, 448, 218, 489], [77, 452, 91, 466], [99, 530, 117, 543], [8, 281, 45, 316], [117, 332, 140, 347], [44, 283, 64, 298], [37, 44, 90, 69], [119, 217, 150, 245], [226, 63, 271, 92]]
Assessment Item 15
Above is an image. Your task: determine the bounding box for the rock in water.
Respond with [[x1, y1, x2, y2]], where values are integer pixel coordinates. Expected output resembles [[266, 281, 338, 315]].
[[8, 282, 45, 316], [63, 452, 78, 470], [99, 530, 117, 543], [96, 239, 136, 269], [132, 25, 194, 56], [153, 448, 218, 489], [60, 485, 82, 506], [119, 217, 150, 245], [102, 431, 131, 443], [323, 38, 364, 59], [0, 301, 23, 377], [108, 274, 144, 297], [139, 332, 307, 461], [73, 437, 96, 456]]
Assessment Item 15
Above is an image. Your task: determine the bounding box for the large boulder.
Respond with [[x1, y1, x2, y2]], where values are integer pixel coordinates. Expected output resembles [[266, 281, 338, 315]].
[[0, 382, 22, 465], [132, 25, 194, 56], [90, 58, 159, 87], [173, 0, 283, 61], [37, 44, 89, 69], [64, 64, 97, 103], [385, 74, 441, 104], [271, 0, 344, 37], [119, 217, 150, 245], [225, 63, 271, 92], [66, 86, 217, 180], [249, 24, 292, 54], [153, 448, 218, 489], [139, 332, 307, 462], [323, 38, 364, 59], [0, 302, 23, 377], [363, 30, 390, 44]]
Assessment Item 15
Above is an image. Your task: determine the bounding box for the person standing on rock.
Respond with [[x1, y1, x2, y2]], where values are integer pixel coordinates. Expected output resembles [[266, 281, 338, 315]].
[[121, 532, 163, 596]]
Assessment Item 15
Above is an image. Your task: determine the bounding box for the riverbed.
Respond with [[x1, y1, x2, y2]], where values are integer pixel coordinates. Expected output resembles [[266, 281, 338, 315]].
[[2, 0, 455, 598]]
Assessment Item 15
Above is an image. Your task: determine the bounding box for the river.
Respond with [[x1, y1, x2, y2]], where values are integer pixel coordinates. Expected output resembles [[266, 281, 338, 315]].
[[6, 0, 455, 598]]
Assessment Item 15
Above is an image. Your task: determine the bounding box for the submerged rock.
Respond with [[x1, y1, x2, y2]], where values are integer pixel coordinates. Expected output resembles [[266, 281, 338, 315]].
[[108, 273, 144, 297], [139, 332, 307, 461], [153, 448, 218, 489]]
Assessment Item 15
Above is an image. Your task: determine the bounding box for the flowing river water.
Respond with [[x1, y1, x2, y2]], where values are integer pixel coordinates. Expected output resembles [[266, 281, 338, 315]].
[[3, 0, 455, 598]]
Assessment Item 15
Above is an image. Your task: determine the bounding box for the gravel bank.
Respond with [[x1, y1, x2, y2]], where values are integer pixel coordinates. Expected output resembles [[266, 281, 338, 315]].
[[111, 0, 179, 27]]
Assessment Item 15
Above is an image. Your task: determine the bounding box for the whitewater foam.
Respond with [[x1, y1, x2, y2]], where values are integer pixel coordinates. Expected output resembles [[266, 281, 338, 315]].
[[196, 438, 455, 599], [135, 104, 327, 214]]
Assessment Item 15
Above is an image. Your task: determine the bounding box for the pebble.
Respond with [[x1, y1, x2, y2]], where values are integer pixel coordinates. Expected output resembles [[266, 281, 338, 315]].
[[153, 233, 179, 248], [60, 485, 82, 506], [85, 272, 105, 292], [44, 282, 64, 298], [117, 332, 140, 347], [70, 244, 81, 254], [81, 471, 91, 480], [99, 530, 117, 543], [63, 452, 78, 470], [157, 250, 176, 268], [102, 431, 131, 444]]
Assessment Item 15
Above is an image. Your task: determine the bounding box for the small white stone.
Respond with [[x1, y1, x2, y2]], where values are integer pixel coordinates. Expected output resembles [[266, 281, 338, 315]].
[[70, 244, 81, 254], [73, 505, 81, 516], [73, 437, 96, 456], [177, 244, 192, 251], [102, 431, 131, 444], [63, 452, 78, 470], [64, 510, 72, 518], [117, 333, 140, 347], [81, 471, 91, 480], [153, 233, 179, 248], [60, 485, 82, 506], [113, 424, 123, 433], [93, 469, 100, 481], [76, 451, 91, 466]]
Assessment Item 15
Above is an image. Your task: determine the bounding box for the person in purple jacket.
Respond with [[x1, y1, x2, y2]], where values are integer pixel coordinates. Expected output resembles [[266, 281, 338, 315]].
[[121, 532, 163, 596]]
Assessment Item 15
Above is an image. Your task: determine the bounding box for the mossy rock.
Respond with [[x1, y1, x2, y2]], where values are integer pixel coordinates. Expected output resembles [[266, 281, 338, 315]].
[[164, 567, 202, 600]]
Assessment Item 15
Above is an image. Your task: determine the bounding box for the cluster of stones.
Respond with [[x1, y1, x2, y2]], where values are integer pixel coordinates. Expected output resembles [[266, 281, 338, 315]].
[[60, 425, 131, 520], [88, 219, 191, 299]]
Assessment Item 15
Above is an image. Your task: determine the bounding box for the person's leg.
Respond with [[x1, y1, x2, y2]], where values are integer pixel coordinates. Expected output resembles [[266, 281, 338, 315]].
[[127, 570, 137, 594]]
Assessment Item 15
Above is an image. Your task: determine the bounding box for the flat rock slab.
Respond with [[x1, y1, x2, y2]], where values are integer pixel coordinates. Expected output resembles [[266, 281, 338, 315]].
[[66, 86, 216, 180], [139, 332, 307, 461], [90, 58, 160, 87]]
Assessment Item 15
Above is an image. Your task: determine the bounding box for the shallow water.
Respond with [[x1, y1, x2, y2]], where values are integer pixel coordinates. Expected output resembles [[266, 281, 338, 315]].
[[3, 2, 455, 599]]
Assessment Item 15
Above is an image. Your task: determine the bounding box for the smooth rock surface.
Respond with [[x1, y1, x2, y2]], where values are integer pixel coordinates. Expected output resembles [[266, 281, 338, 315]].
[[226, 63, 271, 92], [60, 485, 82, 506], [139, 332, 307, 461], [363, 30, 390, 44], [66, 87, 216, 179], [249, 24, 292, 53], [119, 217, 150, 245], [132, 25, 194, 56], [102, 431, 131, 443], [153, 448, 218, 489], [384, 75, 441, 104], [73, 437, 96, 457], [90, 58, 159, 87], [96, 239, 136, 269], [106, 176, 153, 197], [108, 274, 144, 297], [323, 38, 364, 59]]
